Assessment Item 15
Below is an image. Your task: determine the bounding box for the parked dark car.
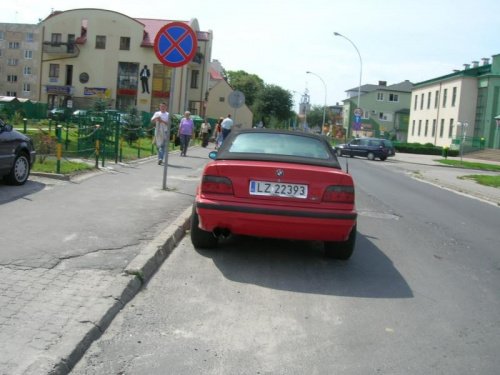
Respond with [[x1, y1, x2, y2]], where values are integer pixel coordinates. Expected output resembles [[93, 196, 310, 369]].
[[0, 118, 36, 185], [334, 137, 395, 161]]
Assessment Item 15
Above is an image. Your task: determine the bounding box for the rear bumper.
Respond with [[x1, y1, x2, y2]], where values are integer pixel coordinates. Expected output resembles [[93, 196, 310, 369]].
[[195, 201, 357, 242]]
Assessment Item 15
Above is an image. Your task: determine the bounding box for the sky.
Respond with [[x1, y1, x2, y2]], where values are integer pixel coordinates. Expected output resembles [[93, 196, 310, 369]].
[[2, 0, 500, 112]]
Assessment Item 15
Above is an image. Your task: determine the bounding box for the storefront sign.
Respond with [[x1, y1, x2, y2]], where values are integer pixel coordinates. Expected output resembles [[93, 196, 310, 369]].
[[45, 85, 73, 95], [84, 87, 111, 98]]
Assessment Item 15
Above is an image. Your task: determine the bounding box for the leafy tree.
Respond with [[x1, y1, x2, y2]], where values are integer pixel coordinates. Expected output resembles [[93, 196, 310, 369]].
[[306, 105, 330, 128], [254, 85, 293, 126], [225, 70, 264, 107]]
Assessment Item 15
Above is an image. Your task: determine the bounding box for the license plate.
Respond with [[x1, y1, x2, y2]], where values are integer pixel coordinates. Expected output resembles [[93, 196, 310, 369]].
[[249, 180, 308, 198]]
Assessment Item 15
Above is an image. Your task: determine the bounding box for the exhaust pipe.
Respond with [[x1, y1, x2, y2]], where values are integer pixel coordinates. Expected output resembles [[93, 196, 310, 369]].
[[213, 228, 231, 239]]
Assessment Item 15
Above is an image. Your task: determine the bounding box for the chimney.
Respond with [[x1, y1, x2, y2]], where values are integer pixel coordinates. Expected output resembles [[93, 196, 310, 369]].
[[482, 58, 490, 66], [471, 61, 479, 68], [463, 64, 470, 70], [378, 81, 387, 87]]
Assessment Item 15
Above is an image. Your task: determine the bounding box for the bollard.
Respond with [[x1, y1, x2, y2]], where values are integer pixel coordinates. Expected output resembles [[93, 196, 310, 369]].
[[95, 125, 100, 168], [56, 125, 62, 174], [442, 146, 449, 159], [23, 118, 27, 134]]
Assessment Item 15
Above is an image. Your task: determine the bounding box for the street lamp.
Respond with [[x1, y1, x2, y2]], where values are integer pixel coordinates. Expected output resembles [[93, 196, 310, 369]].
[[306, 71, 327, 134], [457, 121, 468, 164], [334, 32, 362, 139], [291, 90, 301, 130]]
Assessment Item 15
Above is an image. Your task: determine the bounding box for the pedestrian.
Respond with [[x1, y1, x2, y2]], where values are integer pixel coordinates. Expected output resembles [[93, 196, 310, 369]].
[[140, 65, 150, 94], [177, 111, 194, 156], [221, 114, 234, 142], [151, 102, 170, 165], [199, 118, 211, 148]]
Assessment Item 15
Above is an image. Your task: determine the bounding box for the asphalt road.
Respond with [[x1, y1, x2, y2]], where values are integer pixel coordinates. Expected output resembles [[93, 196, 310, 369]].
[[72, 157, 500, 374]]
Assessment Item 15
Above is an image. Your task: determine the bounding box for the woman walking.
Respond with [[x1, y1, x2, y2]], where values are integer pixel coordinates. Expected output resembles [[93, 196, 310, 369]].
[[177, 111, 194, 156], [199, 118, 211, 148]]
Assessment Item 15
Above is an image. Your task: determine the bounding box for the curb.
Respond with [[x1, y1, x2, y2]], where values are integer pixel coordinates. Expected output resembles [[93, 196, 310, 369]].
[[37, 205, 193, 375]]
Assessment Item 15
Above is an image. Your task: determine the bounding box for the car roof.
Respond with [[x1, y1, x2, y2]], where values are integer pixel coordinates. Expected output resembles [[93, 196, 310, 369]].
[[215, 128, 342, 170]]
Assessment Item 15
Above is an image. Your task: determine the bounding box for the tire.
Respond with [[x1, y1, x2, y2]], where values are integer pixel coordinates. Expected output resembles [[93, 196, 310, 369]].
[[324, 223, 357, 260], [379, 156, 387, 161], [190, 204, 218, 249], [367, 152, 375, 160], [4, 153, 30, 185], [336, 149, 342, 156]]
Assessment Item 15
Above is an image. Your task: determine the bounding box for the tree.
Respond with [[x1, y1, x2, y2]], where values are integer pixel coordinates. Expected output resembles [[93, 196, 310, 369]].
[[306, 105, 331, 128], [254, 85, 293, 126], [225, 70, 264, 107], [121, 106, 143, 145]]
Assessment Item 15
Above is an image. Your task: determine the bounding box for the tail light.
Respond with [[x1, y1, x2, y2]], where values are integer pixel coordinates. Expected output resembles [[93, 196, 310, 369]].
[[322, 175, 355, 203], [201, 175, 234, 195]]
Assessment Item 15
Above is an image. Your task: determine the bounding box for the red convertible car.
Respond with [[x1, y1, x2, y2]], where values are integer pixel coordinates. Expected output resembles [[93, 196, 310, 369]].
[[191, 129, 357, 259]]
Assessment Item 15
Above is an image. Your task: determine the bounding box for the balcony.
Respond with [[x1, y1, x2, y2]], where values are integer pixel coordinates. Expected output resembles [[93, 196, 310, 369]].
[[42, 41, 78, 56]]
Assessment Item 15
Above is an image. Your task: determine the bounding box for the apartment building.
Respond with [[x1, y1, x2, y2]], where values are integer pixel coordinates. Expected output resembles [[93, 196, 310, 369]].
[[408, 54, 500, 149], [0, 23, 41, 101], [39, 9, 212, 116]]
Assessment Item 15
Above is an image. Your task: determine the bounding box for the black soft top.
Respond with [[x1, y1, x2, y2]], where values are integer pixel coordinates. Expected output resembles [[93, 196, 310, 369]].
[[215, 128, 341, 170]]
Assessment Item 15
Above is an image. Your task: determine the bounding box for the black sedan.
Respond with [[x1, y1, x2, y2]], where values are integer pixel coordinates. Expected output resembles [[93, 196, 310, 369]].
[[334, 137, 395, 161], [0, 119, 36, 185]]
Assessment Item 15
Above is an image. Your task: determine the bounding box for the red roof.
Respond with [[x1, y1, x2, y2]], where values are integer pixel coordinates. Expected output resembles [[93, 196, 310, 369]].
[[210, 68, 223, 80], [135, 18, 190, 47]]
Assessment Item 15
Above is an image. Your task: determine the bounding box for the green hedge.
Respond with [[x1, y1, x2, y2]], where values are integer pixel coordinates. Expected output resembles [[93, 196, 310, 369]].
[[394, 143, 459, 157]]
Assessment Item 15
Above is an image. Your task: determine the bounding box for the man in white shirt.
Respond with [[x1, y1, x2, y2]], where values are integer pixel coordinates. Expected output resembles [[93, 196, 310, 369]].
[[151, 102, 170, 165], [221, 114, 233, 141]]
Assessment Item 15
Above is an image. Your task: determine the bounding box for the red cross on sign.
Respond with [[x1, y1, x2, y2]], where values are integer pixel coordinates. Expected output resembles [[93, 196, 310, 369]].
[[154, 22, 198, 68]]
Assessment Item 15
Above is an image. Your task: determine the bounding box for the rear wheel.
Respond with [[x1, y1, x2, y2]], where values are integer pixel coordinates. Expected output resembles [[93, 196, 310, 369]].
[[190, 204, 218, 249], [4, 153, 30, 185], [324, 223, 356, 260], [367, 152, 375, 160]]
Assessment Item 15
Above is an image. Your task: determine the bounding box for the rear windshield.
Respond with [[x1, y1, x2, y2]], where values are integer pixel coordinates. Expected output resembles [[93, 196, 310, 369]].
[[228, 133, 330, 160]]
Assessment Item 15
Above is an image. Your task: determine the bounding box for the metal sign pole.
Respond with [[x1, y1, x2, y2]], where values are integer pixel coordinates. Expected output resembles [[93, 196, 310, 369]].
[[163, 68, 176, 190]]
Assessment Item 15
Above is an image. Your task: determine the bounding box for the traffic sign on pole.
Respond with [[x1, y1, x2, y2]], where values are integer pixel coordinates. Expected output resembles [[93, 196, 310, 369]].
[[154, 22, 197, 68]]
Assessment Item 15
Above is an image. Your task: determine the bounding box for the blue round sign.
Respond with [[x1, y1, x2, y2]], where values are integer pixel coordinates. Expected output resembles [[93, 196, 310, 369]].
[[154, 22, 198, 68]]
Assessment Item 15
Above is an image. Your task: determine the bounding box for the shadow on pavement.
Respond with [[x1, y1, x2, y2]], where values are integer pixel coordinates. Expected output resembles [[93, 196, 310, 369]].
[[196, 232, 413, 299], [0, 180, 46, 205]]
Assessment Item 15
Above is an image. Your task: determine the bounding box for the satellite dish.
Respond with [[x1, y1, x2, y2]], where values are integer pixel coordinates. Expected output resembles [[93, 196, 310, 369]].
[[228, 91, 245, 108]]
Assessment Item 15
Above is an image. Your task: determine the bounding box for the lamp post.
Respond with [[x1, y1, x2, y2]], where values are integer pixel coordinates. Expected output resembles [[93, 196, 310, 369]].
[[291, 90, 301, 130], [334, 32, 362, 139], [457, 121, 468, 164], [306, 71, 327, 134]]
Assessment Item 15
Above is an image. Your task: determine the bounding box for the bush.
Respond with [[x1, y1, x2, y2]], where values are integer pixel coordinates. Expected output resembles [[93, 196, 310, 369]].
[[395, 142, 459, 157]]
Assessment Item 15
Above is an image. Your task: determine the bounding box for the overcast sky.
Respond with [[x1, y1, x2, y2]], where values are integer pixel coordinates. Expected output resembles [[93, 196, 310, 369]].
[[2, 0, 500, 111]]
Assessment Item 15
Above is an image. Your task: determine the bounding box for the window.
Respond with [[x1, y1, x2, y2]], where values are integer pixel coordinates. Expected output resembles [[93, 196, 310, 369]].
[[420, 93, 424, 110], [22, 83, 31, 92], [191, 70, 199, 88], [418, 120, 422, 136], [6, 91, 17, 97], [434, 90, 439, 108], [432, 119, 436, 137], [9, 42, 20, 49], [424, 120, 429, 136], [377, 93, 383, 101], [219, 97, 225, 102], [51, 33, 62, 44], [439, 119, 445, 138], [24, 50, 33, 59], [448, 119, 454, 138], [389, 93, 398, 102], [452, 87, 457, 107], [67, 34, 75, 53], [442, 88, 448, 108], [8, 58, 18, 66], [412, 120, 415, 136], [378, 112, 393, 121], [362, 110, 370, 119], [119, 37, 130, 50], [23, 66, 31, 75], [49, 64, 60, 77], [7, 75, 18, 82], [414, 95, 418, 110], [427, 92, 431, 109], [26, 33, 34, 42], [95, 35, 106, 49], [117, 62, 139, 90]]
